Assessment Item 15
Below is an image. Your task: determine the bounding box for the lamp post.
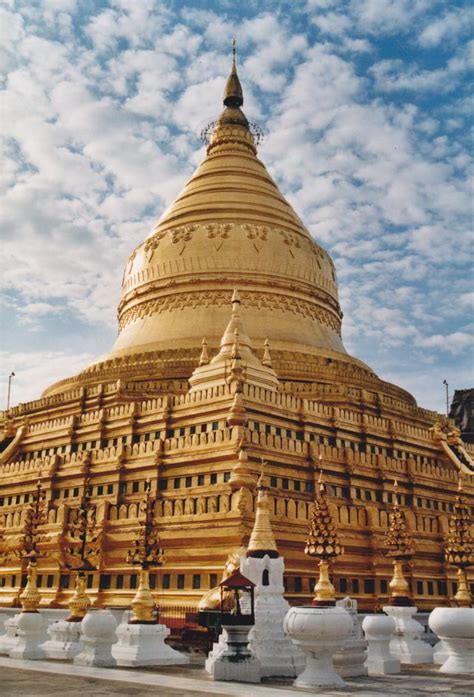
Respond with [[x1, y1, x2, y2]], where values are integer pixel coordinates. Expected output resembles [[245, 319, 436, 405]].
[[443, 379, 449, 417], [6, 371, 15, 410]]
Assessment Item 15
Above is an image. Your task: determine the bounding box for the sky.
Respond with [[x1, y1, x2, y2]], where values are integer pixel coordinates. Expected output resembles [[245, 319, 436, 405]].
[[0, 0, 472, 415]]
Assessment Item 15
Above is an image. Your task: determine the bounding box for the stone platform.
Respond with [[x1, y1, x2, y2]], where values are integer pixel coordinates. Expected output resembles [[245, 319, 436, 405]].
[[0, 657, 473, 697]]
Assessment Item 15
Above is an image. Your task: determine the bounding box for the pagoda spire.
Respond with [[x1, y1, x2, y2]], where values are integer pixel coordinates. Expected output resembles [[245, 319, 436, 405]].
[[247, 462, 278, 559], [223, 39, 244, 107]]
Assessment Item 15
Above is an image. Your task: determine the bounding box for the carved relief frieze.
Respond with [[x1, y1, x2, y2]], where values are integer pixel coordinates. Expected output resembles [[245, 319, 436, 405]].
[[309, 240, 324, 270], [279, 229, 301, 257], [118, 288, 342, 335], [170, 225, 196, 254], [243, 224, 269, 252], [144, 231, 167, 262], [206, 223, 233, 250]]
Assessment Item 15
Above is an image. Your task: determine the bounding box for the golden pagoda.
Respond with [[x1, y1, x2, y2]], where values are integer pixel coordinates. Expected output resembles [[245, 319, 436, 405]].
[[246, 465, 278, 559], [0, 51, 473, 613]]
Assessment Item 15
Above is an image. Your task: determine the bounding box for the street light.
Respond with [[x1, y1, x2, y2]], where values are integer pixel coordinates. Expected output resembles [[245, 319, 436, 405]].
[[6, 372, 15, 410], [443, 379, 449, 417]]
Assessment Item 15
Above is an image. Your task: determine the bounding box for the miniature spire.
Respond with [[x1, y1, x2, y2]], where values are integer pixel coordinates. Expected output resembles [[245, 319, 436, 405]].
[[444, 476, 473, 607], [226, 379, 247, 427], [262, 338, 272, 368], [228, 445, 255, 490], [223, 39, 244, 107], [199, 337, 210, 366], [231, 328, 241, 361], [247, 460, 278, 559], [305, 467, 343, 606], [384, 480, 415, 606]]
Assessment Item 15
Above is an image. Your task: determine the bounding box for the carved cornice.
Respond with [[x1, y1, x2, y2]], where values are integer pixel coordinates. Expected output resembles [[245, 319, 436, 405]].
[[118, 288, 342, 335]]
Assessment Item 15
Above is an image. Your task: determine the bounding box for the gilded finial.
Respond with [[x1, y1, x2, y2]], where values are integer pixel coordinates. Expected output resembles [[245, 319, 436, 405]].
[[223, 41, 244, 108], [247, 457, 278, 559], [262, 338, 272, 368], [199, 337, 210, 366], [257, 459, 267, 489], [231, 328, 241, 361]]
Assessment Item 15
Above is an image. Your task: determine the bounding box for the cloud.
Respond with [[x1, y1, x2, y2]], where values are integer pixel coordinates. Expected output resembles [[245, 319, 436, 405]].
[[370, 43, 472, 93], [0, 350, 95, 409], [418, 8, 471, 48]]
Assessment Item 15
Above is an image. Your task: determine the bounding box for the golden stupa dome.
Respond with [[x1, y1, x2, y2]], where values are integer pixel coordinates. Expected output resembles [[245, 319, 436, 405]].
[[110, 55, 345, 362], [45, 50, 418, 406]]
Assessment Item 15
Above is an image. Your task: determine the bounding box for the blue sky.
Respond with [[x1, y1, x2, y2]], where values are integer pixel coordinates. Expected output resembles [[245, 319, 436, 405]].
[[1, 0, 472, 413]]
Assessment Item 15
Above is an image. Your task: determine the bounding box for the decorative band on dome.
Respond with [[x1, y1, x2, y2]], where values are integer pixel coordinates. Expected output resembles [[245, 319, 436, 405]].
[[200, 120, 264, 148]]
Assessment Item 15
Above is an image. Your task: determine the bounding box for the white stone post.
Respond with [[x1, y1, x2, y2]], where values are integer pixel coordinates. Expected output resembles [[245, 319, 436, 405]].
[[42, 619, 83, 660], [333, 597, 367, 677], [73, 609, 117, 667], [429, 607, 474, 674], [112, 621, 190, 667], [384, 605, 434, 664], [0, 614, 21, 655], [362, 614, 400, 675], [9, 612, 45, 660]]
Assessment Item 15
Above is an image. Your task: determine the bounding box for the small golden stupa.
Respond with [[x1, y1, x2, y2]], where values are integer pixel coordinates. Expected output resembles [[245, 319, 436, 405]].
[[444, 478, 473, 607], [384, 481, 416, 606], [305, 468, 343, 606], [246, 463, 278, 559]]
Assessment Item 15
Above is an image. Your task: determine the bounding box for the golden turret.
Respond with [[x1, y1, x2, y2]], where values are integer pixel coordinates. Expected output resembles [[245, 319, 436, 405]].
[[445, 478, 473, 607], [305, 470, 343, 606], [246, 463, 278, 559], [384, 481, 415, 606], [199, 337, 209, 367], [223, 40, 244, 108]]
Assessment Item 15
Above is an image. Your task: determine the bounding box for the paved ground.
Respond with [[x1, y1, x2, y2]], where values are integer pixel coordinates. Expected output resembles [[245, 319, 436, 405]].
[[0, 659, 473, 697]]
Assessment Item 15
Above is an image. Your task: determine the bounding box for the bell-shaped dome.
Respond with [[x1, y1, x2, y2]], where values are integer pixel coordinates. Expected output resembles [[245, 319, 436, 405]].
[[111, 57, 345, 362], [45, 52, 404, 400]]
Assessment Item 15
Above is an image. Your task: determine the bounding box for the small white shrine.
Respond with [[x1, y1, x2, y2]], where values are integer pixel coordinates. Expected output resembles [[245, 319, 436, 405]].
[[239, 471, 305, 677]]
